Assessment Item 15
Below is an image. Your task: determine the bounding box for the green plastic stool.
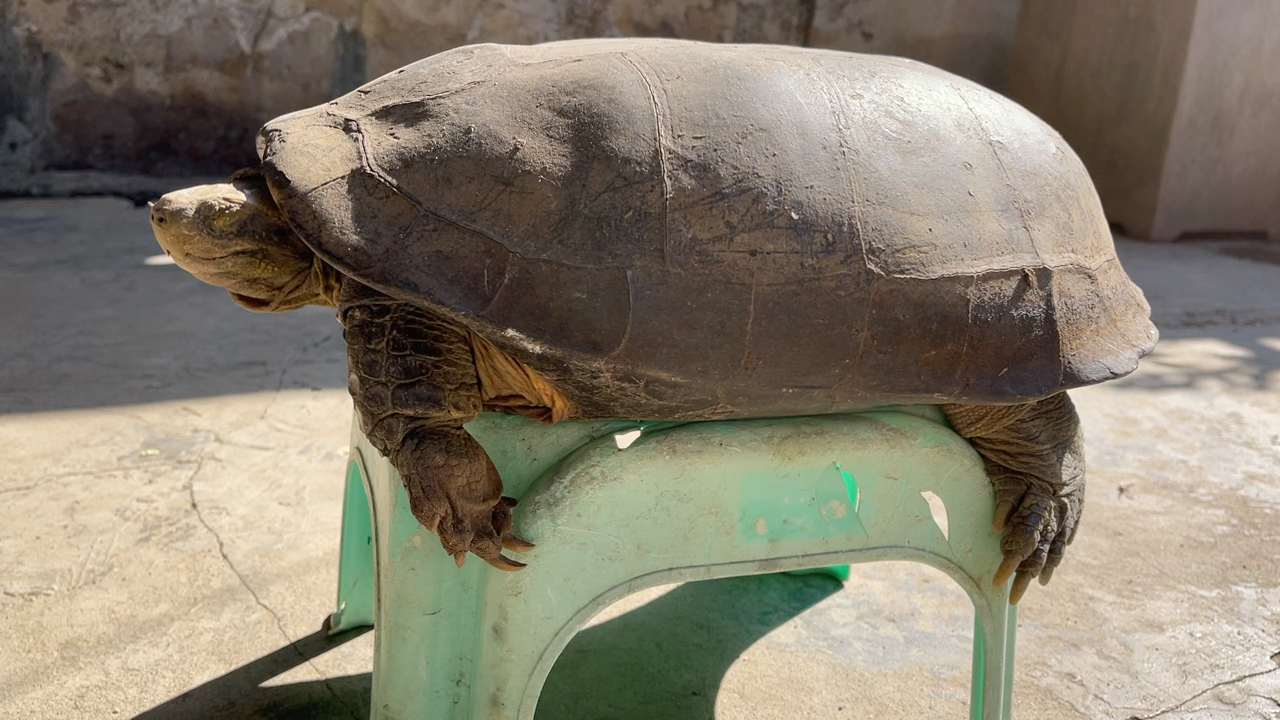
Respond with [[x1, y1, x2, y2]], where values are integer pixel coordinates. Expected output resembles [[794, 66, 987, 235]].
[[329, 408, 1017, 719]]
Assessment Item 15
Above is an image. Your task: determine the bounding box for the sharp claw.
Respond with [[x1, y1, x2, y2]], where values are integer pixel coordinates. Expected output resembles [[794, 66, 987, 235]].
[[992, 500, 1014, 531], [1038, 565, 1055, 586], [425, 515, 441, 534], [501, 496, 518, 508], [484, 554, 527, 572], [993, 554, 1021, 586], [1009, 572, 1034, 604], [454, 552, 467, 568], [502, 535, 536, 552]]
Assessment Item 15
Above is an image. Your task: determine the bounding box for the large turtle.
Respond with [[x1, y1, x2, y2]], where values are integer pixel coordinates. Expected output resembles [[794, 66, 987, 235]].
[[149, 38, 1156, 603]]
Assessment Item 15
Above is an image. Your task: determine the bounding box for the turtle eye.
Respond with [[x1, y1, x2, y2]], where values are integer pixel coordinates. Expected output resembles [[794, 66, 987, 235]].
[[207, 199, 251, 233]]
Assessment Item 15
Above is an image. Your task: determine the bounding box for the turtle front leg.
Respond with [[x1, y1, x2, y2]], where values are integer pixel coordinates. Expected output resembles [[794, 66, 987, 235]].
[[341, 283, 532, 570], [942, 393, 1084, 604], [392, 424, 533, 570]]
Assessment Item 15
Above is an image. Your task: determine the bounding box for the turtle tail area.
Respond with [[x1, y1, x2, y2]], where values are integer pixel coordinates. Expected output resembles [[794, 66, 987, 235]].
[[468, 330, 577, 423], [941, 393, 1085, 604]]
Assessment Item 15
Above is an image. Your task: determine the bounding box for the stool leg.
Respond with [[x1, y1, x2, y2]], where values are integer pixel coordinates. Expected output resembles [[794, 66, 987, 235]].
[[366, 444, 535, 720], [370, 539, 489, 719], [1003, 603, 1018, 719], [329, 458, 376, 634], [969, 589, 1016, 720], [970, 613, 985, 720]]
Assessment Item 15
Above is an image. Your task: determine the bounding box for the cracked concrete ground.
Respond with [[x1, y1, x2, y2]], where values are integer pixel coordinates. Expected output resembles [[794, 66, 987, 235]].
[[1, 196, 1277, 719]]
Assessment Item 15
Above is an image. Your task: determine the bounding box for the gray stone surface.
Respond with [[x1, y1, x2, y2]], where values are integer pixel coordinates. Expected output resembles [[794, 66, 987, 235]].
[[0, 0, 1021, 187], [1, 196, 1278, 718]]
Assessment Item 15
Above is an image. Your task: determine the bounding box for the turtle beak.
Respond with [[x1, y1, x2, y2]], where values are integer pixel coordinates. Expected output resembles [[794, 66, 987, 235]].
[[149, 200, 169, 231], [148, 195, 191, 263]]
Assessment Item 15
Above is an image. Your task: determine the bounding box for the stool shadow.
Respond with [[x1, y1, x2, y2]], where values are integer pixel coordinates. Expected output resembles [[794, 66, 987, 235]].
[[536, 572, 842, 720], [131, 573, 838, 720], [132, 627, 371, 720]]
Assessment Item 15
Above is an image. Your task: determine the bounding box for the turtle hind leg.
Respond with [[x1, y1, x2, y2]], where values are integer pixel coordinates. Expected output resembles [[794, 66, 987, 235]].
[[942, 392, 1084, 604], [342, 282, 532, 570]]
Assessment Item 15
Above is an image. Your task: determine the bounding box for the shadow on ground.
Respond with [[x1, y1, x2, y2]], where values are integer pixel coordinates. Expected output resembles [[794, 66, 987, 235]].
[[134, 628, 372, 720], [1109, 238, 1280, 392], [536, 574, 842, 720], [1, 197, 348, 414], [133, 574, 841, 720]]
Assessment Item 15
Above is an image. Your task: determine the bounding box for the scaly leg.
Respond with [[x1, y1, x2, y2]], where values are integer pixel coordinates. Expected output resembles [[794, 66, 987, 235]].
[[341, 282, 532, 570], [942, 393, 1084, 604]]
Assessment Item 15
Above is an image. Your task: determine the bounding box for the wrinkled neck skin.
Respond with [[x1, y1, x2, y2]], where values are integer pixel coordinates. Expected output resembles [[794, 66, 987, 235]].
[[149, 170, 342, 311]]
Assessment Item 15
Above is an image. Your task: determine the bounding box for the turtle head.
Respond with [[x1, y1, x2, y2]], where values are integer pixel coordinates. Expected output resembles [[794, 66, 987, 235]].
[[149, 171, 340, 311]]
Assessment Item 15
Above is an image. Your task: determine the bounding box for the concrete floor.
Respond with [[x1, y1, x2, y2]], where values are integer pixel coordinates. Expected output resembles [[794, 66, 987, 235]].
[[1, 196, 1277, 719]]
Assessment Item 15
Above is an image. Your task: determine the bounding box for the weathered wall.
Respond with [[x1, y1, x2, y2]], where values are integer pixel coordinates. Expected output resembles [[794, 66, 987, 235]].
[[0, 0, 1021, 186], [808, 0, 1019, 94], [1008, 0, 1198, 240], [2, 0, 357, 178], [1154, 0, 1280, 241], [1009, 0, 1280, 241]]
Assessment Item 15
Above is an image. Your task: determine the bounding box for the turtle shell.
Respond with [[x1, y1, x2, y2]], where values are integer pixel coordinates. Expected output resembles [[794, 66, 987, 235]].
[[258, 38, 1156, 419]]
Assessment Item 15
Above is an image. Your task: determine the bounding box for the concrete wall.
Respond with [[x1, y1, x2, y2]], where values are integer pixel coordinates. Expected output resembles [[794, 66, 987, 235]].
[[1155, 0, 1280, 241], [1008, 0, 1197, 240], [1009, 0, 1280, 241], [0, 0, 1021, 187]]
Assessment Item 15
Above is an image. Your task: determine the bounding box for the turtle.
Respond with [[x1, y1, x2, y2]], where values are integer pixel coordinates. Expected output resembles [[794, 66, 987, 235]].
[[149, 38, 1157, 604]]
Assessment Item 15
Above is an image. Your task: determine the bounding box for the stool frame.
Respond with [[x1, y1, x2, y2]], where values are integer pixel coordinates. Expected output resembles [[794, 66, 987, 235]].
[[329, 409, 1017, 720]]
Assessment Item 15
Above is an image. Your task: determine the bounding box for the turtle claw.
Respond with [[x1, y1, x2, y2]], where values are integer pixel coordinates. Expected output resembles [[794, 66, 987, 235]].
[[483, 554, 527, 572], [992, 499, 1016, 532], [1038, 565, 1055, 586], [503, 535, 536, 552], [990, 478, 1078, 604], [993, 554, 1020, 587], [435, 491, 533, 571], [395, 425, 535, 572], [1009, 572, 1035, 605], [944, 394, 1085, 605]]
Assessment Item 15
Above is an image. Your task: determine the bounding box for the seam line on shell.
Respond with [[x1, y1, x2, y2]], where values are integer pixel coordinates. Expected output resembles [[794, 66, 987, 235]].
[[952, 83, 1042, 266], [610, 268, 636, 358], [619, 52, 672, 269], [953, 85, 1067, 389], [341, 116, 592, 271], [738, 271, 759, 374], [956, 273, 976, 393], [816, 59, 873, 276]]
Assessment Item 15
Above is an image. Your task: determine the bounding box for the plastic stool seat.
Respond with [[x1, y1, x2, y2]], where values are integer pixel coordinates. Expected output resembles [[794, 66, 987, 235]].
[[330, 408, 1016, 719]]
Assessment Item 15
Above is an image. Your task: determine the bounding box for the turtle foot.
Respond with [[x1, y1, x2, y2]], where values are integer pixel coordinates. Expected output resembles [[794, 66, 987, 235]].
[[941, 393, 1084, 605], [397, 426, 534, 571], [990, 473, 1080, 604]]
